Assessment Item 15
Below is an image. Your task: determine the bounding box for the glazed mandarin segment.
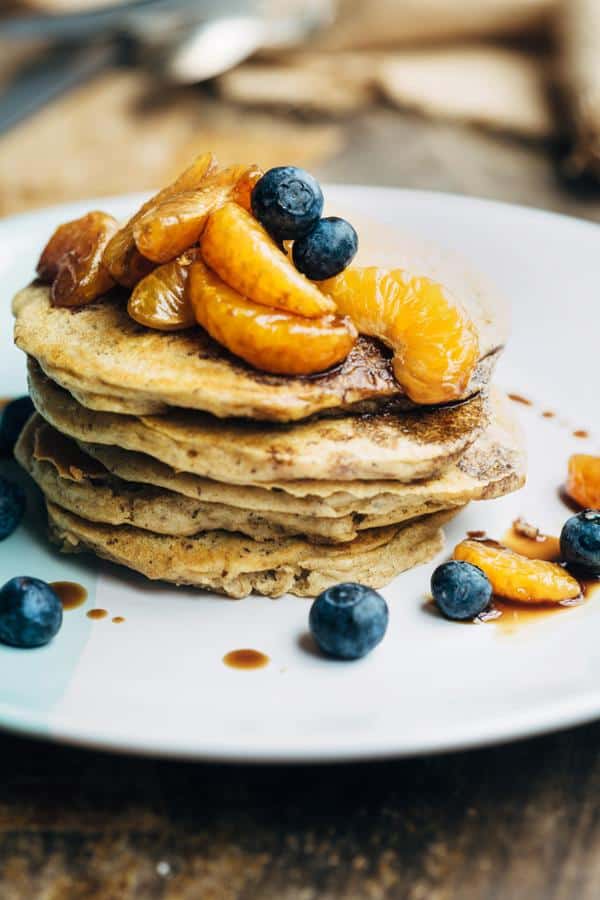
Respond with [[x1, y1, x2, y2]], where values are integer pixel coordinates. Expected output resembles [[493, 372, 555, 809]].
[[453, 539, 580, 603], [200, 202, 336, 319], [127, 249, 199, 331], [566, 454, 600, 510], [320, 267, 480, 405], [37, 211, 118, 307], [189, 259, 357, 376], [102, 151, 218, 286], [132, 165, 261, 264]]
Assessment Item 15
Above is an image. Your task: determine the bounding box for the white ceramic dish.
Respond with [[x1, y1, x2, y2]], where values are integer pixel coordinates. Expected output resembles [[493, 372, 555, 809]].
[[0, 186, 598, 762]]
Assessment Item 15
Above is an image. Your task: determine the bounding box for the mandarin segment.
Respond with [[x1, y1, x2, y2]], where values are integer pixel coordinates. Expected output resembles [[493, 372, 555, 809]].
[[133, 185, 232, 264], [37, 211, 118, 308], [566, 454, 600, 510], [453, 539, 581, 603], [320, 267, 480, 405], [189, 259, 356, 375], [127, 249, 199, 331], [102, 151, 218, 286], [132, 165, 258, 264], [200, 202, 336, 319]]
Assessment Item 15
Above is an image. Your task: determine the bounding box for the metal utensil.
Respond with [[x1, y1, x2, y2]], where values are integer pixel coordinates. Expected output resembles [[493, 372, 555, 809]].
[[0, 0, 336, 135], [156, 2, 335, 85]]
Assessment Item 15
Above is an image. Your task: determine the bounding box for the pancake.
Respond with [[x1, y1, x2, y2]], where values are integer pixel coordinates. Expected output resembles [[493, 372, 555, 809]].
[[28, 360, 488, 483], [46, 501, 456, 598], [16, 413, 466, 543], [80, 390, 525, 517], [16, 389, 524, 542], [13, 228, 507, 422]]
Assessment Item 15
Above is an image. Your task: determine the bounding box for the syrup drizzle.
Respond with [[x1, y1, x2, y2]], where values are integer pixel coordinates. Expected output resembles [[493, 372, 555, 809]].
[[223, 649, 270, 670], [507, 393, 532, 406], [87, 608, 108, 620], [50, 581, 87, 611]]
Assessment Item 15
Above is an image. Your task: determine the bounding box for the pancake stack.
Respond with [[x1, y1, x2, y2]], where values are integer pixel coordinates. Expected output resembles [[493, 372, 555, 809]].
[[12, 221, 525, 599]]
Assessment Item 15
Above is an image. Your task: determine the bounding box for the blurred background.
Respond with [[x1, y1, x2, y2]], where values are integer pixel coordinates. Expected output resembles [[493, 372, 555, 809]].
[[1, 0, 600, 219]]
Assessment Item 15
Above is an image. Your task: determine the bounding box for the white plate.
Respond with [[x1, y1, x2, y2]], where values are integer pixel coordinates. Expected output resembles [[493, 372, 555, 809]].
[[0, 186, 598, 762]]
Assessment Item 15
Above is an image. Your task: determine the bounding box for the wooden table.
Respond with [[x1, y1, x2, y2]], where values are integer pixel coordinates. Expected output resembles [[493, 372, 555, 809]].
[[2, 70, 600, 899]]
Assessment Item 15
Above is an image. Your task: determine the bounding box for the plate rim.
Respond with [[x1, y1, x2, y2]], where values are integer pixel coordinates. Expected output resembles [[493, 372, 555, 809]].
[[1, 184, 599, 762]]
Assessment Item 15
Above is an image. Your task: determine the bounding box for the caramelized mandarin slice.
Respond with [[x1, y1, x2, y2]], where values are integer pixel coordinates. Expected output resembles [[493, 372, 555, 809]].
[[101, 230, 154, 289], [320, 267, 480, 405], [453, 539, 580, 603], [200, 202, 336, 319], [566, 454, 600, 510], [127, 249, 199, 331], [133, 185, 232, 264], [38, 211, 118, 308], [102, 151, 218, 286], [37, 211, 117, 282], [132, 164, 261, 264], [189, 259, 356, 376]]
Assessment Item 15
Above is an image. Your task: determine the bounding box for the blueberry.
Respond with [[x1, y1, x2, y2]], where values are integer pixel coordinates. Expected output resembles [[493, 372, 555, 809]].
[[0, 577, 62, 648], [560, 510, 600, 576], [309, 582, 388, 660], [0, 477, 26, 541], [251, 166, 323, 240], [431, 561, 492, 621], [292, 217, 358, 281], [0, 396, 34, 454]]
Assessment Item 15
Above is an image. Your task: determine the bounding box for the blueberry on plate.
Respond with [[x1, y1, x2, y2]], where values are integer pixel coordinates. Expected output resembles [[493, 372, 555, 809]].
[[560, 510, 600, 576], [309, 582, 388, 660], [0, 476, 26, 541], [0, 577, 63, 648], [292, 217, 358, 281], [0, 395, 34, 454], [251, 166, 323, 240], [431, 560, 492, 621]]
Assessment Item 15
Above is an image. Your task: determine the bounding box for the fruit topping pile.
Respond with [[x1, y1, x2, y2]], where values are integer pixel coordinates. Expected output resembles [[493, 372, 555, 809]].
[[36, 154, 480, 399]]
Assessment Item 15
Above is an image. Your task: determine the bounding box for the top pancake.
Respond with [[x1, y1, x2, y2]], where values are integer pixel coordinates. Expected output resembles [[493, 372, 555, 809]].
[[13, 223, 508, 422]]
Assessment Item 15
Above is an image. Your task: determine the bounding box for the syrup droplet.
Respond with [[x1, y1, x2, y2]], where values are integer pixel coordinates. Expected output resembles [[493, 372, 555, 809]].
[[223, 649, 270, 670], [50, 581, 87, 611], [508, 393, 532, 406], [87, 608, 108, 620], [573, 429, 589, 439]]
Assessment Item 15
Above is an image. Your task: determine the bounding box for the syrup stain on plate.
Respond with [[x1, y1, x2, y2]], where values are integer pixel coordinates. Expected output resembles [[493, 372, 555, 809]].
[[223, 649, 270, 670], [507, 393, 532, 406], [87, 608, 108, 621], [50, 581, 87, 611]]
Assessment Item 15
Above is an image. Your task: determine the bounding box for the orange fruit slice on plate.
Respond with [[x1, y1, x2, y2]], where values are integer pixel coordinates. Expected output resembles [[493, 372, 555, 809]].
[[200, 202, 335, 319], [189, 259, 356, 375], [566, 455, 600, 510], [453, 539, 580, 603], [320, 266, 480, 405]]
